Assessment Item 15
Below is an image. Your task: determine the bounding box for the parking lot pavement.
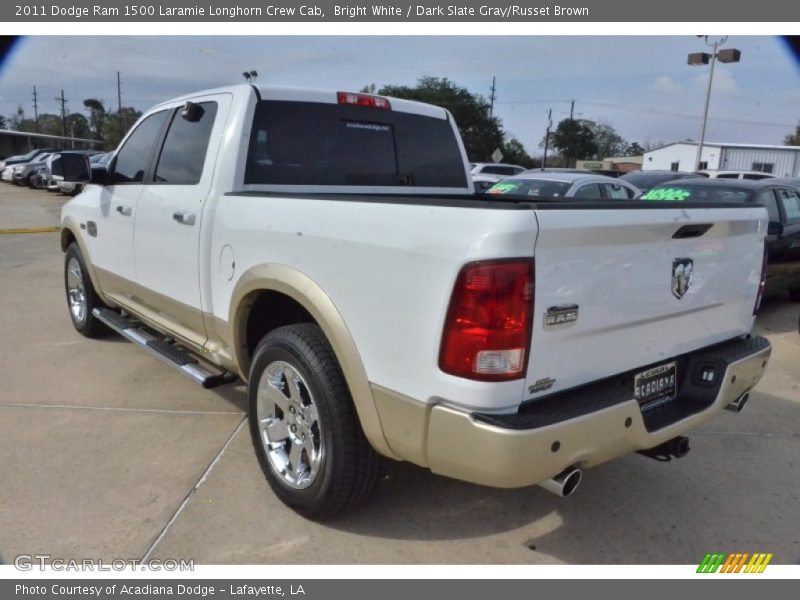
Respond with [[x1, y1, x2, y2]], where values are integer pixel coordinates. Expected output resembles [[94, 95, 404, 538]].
[[1, 185, 798, 565]]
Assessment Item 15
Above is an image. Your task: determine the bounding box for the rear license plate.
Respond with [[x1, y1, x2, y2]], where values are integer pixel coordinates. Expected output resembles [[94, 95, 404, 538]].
[[634, 361, 677, 410]]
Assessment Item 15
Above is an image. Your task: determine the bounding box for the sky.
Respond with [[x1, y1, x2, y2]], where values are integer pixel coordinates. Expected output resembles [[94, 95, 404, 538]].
[[1, 35, 799, 155]]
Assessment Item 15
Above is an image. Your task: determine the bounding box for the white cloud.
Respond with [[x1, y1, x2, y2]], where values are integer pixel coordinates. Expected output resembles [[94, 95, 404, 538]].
[[648, 76, 684, 94]]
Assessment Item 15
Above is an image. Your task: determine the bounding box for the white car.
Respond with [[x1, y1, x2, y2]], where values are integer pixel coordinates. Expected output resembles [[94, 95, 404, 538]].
[[484, 171, 642, 199], [59, 84, 771, 517], [697, 170, 776, 180], [471, 162, 526, 177]]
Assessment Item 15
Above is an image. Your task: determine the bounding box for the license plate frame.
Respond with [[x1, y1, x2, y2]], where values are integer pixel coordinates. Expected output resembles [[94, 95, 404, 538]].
[[634, 361, 677, 411]]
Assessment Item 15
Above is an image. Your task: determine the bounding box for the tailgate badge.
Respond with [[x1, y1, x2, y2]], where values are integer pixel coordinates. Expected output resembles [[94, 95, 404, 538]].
[[544, 304, 579, 329], [672, 258, 694, 299]]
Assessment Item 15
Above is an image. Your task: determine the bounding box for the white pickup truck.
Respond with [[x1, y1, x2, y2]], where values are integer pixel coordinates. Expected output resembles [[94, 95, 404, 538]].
[[58, 84, 771, 518]]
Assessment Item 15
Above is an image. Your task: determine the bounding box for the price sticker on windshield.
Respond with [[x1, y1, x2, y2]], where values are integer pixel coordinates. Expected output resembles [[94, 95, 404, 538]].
[[642, 188, 692, 201]]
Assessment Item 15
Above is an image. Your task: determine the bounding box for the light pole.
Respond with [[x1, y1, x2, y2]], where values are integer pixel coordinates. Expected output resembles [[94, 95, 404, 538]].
[[688, 36, 741, 171]]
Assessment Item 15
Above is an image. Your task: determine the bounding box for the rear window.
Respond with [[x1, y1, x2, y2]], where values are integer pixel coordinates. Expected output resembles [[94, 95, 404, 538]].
[[642, 185, 752, 203], [485, 179, 570, 197], [480, 165, 522, 176], [244, 100, 467, 188]]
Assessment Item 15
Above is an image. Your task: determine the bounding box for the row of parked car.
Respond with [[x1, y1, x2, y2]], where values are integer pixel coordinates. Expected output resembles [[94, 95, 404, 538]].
[[470, 163, 800, 302], [0, 148, 112, 195]]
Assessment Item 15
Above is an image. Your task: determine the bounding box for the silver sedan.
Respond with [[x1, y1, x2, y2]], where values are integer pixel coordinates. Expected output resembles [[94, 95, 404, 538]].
[[484, 170, 642, 200]]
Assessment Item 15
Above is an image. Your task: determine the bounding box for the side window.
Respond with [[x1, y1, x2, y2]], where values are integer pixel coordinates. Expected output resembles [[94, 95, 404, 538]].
[[778, 188, 800, 223], [716, 173, 739, 179], [154, 102, 218, 185], [111, 111, 169, 184], [755, 190, 781, 223], [602, 183, 632, 199], [573, 184, 602, 199]]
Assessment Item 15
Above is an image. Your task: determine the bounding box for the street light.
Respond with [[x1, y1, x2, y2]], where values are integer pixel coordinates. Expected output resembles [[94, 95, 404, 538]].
[[242, 70, 258, 83], [688, 36, 741, 171]]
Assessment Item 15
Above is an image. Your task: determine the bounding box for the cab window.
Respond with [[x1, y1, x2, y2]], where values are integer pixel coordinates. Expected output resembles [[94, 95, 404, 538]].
[[110, 111, 169, 184], [602, 183, 632, 199], [154, 102, 218, 185]]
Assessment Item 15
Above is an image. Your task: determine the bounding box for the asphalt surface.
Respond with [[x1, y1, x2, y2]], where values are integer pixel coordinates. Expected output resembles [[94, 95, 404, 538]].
[[1, 184, 798, 565]]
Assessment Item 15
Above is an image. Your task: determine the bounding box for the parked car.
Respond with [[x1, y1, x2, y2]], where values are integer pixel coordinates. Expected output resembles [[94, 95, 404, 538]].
[[643, 179, 800, 300], [484, 171, 641, 199], [58, 84, 770, 517], [471, 162, 526, 177], [696, 169, 776, 180], [12, 153, 54, 187], [0, 147, 57, 172], [57, 152, 111, 195], [620, 170, 704, 193]]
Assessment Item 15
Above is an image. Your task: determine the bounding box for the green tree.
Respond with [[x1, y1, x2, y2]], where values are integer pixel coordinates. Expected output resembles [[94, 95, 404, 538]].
[[102, 107, 143, 150], [500, 138, 537, 168], [625, 142, 645, 156], [784, 121, 800, 146], [588, 120, 627, 158], [543, 118, 598, 166], [378, 76, 504, 162]]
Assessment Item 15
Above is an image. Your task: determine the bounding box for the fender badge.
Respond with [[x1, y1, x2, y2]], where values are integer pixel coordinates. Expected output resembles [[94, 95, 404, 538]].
[[529, 378, 556, 394], [544, 304, 579, 329]]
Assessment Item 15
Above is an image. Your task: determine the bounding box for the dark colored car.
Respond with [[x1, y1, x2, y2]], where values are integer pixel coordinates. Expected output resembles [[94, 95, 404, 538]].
[[644, 179, 800, 301], [620, 170, 704, 193]]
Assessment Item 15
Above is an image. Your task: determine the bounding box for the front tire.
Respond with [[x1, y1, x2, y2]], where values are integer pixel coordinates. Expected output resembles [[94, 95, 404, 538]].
[[64, 243, 109, 337], [247, 324, 383, 519]]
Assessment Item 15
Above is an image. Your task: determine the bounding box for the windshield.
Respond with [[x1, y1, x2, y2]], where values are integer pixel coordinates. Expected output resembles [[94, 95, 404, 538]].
[[642, 184, 753, 203], [485, 178, 571, 197]]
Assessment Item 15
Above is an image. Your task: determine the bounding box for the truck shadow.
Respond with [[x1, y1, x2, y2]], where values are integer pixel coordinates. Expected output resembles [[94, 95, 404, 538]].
[[325, 390, 800, 564]]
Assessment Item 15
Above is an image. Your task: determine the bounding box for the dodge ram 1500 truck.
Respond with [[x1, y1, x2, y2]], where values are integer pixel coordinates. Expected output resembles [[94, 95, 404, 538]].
[[58, 84, 772, 518]]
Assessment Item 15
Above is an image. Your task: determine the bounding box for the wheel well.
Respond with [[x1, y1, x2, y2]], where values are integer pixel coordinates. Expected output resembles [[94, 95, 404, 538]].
[[61, 228, 76, 252], [244, 291, 315, 362]]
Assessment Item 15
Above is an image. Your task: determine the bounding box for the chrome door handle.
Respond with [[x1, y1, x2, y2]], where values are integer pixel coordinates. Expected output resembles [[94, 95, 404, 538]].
[[115, 205, 132, 216], [172, 211, 196, 226]]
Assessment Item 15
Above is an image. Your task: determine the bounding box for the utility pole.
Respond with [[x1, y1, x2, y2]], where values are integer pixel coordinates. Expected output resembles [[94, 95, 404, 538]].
[[117, 71, 124, 135], [542, 108, 553, 169], [55, 89, 68, 140], [488, 76, 497, 118], [566, 99, 575, 168], [32, 86, 40, 132]]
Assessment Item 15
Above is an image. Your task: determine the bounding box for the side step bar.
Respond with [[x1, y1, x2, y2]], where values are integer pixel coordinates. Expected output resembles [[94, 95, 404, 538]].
[[93, 308, 238, 389]]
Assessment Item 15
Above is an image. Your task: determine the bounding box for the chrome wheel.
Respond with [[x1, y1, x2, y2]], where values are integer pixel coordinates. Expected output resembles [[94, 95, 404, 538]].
[[256, 361, 323, 489], [66, 256, 87, 324]]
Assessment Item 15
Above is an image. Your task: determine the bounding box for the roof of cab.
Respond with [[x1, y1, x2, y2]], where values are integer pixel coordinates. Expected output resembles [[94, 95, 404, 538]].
[[150, 83, 449, 120]]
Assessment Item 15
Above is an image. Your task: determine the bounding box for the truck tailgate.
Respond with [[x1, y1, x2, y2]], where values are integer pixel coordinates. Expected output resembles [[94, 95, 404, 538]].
[[525, 206, 767, 399]]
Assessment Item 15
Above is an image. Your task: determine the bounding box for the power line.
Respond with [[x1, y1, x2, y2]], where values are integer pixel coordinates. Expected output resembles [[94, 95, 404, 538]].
[[55, 89, 68, 138], [31, 86, 39, 133], [488, 75, 497, 118], [495, 97, 795, 128]]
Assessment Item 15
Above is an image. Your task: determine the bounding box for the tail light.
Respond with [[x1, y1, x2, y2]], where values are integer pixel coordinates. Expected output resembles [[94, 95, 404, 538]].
[[337, 91, 391, 110], [754, 241, 768, 315], [439, 259, 534, 381]]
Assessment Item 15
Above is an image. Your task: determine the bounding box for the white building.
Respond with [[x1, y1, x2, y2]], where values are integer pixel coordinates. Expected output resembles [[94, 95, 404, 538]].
[[642, 142, 800, 177]]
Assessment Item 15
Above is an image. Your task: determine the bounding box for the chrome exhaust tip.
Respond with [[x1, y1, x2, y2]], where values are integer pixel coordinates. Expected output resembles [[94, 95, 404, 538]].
[[538, 466, 582, 498], [725, 392, 750, 413]]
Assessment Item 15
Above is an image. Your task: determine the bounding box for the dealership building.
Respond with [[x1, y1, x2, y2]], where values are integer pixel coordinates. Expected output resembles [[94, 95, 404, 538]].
[[642, 141, 800, 177]]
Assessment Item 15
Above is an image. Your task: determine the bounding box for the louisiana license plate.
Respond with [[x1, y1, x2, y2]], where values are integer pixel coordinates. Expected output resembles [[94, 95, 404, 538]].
[[634, 362, 677, 410]]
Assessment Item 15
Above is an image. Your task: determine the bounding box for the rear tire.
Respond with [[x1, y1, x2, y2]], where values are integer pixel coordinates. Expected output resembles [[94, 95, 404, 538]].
[[247, 323, 384, 519], [64, 243, 109, 338]]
